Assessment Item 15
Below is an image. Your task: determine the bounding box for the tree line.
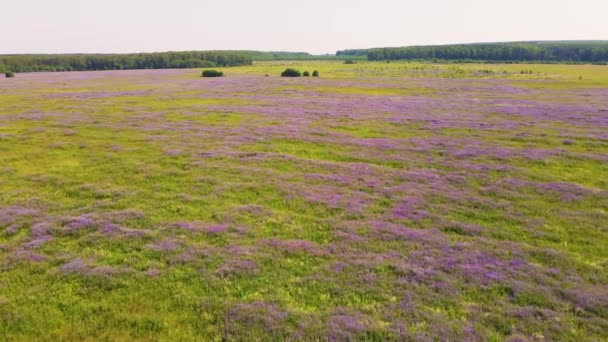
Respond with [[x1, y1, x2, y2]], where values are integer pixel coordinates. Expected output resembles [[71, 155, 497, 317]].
[[0, 50, 362, 73], [0, 51, 254, 73], [337, 41, 608, 63]]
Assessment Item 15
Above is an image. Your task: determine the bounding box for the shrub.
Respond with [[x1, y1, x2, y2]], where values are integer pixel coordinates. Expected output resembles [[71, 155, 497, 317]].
[[303, 71, 310, 77], [281, 68, 301, 77], [5, 72, 15, 78], [312, 70, 319, 77], [344, 60, 356, 64], [201, 70, 224, 77]]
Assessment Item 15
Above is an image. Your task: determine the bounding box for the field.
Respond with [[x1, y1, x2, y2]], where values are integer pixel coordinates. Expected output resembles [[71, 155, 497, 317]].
[[1, 61, 607, 340]]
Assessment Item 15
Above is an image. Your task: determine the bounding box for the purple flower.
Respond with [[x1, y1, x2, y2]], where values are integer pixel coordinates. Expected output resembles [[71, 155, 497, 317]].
[[224, 301, 288, 337], [145, 268, 161, 277], [216, 259, 258, 278], [59, 258, 88, 274], [204, 224, 227, 234], [65, 216, 96, 231], [146, 239, 179, 252], [326, 309, 373, 341]]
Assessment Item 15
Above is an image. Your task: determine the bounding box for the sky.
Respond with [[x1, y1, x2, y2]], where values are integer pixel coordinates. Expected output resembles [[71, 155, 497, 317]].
[[1, 0, 607, 55]]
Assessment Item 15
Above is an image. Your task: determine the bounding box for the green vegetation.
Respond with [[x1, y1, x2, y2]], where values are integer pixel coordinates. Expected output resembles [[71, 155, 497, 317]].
[[5, 71, 15, 78], [338, 41, 608, 63], [3, 41, 608, 75], [0, 51, 252, 72], [233, 51, 316, 61], [1, 61, 607, 340], [312, 70, 319, 77], [302, 71, 310, 77], [201, 69, 224, 77], [281, 68, 301, 77], [0, 51, 364, 74]]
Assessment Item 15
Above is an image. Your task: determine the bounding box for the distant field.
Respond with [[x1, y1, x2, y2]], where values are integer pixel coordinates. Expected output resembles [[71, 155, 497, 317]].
[[1, 61, 607, 340]]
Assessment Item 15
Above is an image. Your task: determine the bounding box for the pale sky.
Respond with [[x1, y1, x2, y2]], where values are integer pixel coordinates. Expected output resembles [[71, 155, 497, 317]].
[[1, 0, 607, 55]]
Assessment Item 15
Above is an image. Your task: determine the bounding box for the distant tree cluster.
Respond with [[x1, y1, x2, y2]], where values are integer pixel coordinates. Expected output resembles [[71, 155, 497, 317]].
[[281, 68, 301, 77], [240, 51, 315, 61], [201, 70, 224, 77], [338, 42, 608, 63], [0, 51, 253, 73], [0, 51, 371, 74], [242, 51, 361, 61], [5, 71, 15, 78], [336, 49, 368, 57], [344, 60, 357, 64], [280, 69, 319, 77]]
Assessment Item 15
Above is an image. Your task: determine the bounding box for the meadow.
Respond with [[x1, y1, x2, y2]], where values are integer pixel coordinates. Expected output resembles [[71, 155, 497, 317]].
[[0, 61, 607, 340]]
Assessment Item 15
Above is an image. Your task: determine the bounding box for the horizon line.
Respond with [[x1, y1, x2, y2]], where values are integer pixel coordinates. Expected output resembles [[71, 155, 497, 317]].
[[2, 39, 607, 56]]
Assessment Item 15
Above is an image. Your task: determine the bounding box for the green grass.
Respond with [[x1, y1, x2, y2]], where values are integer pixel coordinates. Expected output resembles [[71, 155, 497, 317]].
[[0, 61, 607, 340]]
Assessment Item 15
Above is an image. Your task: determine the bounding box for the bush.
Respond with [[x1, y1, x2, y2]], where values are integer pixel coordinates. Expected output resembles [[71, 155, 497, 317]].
[[303, 71, 310, 77], [5, 72, 15, 78], [201, 70, 224, 77], [281, 68, 301, 77], [312, 70, 319, 77], [344, 60, 357, 64]]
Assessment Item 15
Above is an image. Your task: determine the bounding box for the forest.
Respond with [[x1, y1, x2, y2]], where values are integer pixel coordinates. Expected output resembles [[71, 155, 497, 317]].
[[0, 51, 353, 73], [338, 41, 608, 63], [0, 51, 253, 73], [4, 42, 608, 74]]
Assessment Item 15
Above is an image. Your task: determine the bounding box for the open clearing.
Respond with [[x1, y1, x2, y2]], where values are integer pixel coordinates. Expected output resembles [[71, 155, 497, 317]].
[[1, 61, 607, 340]]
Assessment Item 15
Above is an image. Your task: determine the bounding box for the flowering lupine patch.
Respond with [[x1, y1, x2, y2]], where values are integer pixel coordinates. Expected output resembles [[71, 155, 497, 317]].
[[0, 62, 607, 340]]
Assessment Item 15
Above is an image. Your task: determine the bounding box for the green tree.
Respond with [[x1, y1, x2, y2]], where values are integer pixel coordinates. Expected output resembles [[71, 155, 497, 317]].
[[201, 70, 224, 77], [281, 68, 301, 77]]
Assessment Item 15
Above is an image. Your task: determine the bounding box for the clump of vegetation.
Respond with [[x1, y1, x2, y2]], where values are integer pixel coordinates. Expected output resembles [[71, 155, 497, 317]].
[[303, 71, 310, 77], [281, 68, 301, 77], [312, 70, 319, 77], [5, 71, 15, 78], [344, 60, 357, 64], [201, 70, 224, 77]]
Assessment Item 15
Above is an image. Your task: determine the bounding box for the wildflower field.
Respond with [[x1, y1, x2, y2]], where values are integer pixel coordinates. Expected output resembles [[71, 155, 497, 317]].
[[0, 61, 607, 340]]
